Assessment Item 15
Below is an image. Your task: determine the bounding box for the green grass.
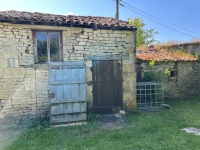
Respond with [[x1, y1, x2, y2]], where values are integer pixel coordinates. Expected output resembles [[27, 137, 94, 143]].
[[2, 97, 200, 150]]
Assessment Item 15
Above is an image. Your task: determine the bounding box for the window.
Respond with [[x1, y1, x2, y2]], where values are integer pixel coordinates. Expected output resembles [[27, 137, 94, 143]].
[[169, 69, 177, 79], [33, 31, 62, 63]]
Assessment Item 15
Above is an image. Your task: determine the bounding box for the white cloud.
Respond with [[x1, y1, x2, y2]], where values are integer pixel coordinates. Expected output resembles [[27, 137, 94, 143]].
[[65, 12, 79, 16]]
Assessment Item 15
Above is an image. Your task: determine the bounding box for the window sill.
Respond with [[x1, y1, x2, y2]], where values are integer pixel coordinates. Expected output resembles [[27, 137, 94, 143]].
[[33, 64, 49, 69]]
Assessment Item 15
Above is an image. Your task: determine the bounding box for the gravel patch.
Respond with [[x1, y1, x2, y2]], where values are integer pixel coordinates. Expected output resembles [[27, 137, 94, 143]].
[[97, 114, 128, 130]]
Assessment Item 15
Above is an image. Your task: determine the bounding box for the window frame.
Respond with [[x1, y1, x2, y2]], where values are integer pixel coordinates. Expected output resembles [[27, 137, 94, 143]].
[[169, 68, 177, 80], [32, 30, 63, 63]]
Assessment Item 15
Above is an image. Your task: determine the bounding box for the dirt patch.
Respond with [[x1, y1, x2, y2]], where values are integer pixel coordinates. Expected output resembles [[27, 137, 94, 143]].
[[0, 118, 24, 149], [97, 114, 128, 130]]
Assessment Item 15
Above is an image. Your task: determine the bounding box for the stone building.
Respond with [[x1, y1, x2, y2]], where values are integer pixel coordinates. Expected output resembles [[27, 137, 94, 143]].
[[0, 10, 137, 124], [136, 44, 200, 99]]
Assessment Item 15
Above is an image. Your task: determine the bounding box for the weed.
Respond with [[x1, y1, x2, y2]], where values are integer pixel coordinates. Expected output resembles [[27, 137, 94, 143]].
[[87, 111, 99, 123]]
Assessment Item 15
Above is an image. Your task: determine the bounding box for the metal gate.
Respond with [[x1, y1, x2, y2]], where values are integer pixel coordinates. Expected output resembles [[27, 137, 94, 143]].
[[92, 60, 123, 114], [49, 62, 86, 126]]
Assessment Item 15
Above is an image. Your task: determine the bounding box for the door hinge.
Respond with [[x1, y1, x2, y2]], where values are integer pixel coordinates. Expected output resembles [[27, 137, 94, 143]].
[[49, 93, 55, 98]]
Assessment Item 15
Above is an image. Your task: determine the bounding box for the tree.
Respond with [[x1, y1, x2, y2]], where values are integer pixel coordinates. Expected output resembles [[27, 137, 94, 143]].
[[128, 18, 159, 48]]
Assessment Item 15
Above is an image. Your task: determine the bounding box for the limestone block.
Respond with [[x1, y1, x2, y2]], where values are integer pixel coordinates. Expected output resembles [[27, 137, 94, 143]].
[[84, 28, 93, 33], [123, 75, 136, 95], [93, 30, 101, 34], [42, 91, 48, 95], [0, 33, 4, 37], [7, 26, 13, 29], [26, 69, 35, 74], [116, 38, 121, 41], [4, 31, 13, 34], [94, 37, 104, 40], [113, 31, 121, 34], [121, 38, 126, 41], [120, 34, 127, 38], [74, 46, 84, 50], [2, 29, 11, 32], [121, 31, 133, 34], [96, 34, 103, 37], [75, 57, 84, 60], [24, 84, 35, 91], [80, 35, 88, 39], [19, 61, 28, 66], [102, 34, 109, 37], [20, 38, 29, 43], [28, 45, 33, 53], [76, 38, 84, 42], [0, 38, 9, 41], [36, 84, 49, 91], [123, 63, 135, 73], [83, 32, 88, 36], [19, 32, 28, 36], [79, 41, 86, 45], [109, 34, 121, 38], [119, 110, 126, 116], [86, 60, 92, 67], [0, 69, 4, 74], [126, 35, 134, 42], [89, 36, 94, 40], [100, 30, 108, 33], [13, 31, 19, 35], [104, 38, 110, 41], [110, 38, 115, 41]]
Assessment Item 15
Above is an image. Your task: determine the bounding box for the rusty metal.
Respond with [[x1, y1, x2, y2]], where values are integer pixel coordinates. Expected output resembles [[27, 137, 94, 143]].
[[92, 60, 123, 114], [49, 93, 55, 98]]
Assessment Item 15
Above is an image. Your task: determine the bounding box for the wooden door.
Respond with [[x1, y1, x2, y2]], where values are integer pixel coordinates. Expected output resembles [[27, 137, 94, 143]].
[[92, 60, 123, 114], [49, 62, 86, 126], [137, 63, 142, 82]]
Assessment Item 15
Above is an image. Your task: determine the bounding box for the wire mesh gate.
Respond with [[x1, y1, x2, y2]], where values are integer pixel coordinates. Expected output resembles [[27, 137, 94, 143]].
[[136, 82, 164, 111]]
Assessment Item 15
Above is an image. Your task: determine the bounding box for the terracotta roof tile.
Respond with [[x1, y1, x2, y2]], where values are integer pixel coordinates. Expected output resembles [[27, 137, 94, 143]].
[[136, 48, 198, 62], [0, 10, 136, 30]]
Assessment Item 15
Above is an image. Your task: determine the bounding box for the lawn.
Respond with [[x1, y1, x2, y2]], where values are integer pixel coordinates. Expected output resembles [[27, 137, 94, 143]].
[[1, 97, 200, 150]]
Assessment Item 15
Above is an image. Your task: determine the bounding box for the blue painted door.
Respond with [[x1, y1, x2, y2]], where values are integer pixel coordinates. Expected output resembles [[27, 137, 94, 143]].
[[49, 62, 86, 126]]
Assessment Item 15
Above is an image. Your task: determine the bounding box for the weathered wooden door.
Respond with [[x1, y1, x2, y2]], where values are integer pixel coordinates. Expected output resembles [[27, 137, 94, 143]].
[[49, 62, 86, 126], [92, 60, 123, 114], [137, 63, 142, 82]]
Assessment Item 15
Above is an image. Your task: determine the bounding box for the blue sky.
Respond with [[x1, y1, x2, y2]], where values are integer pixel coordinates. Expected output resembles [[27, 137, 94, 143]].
[[1, 0, 200, 43]]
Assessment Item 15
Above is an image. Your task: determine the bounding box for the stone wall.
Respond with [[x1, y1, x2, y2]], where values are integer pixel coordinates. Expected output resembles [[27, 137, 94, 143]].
[[169, 42, 200, 55], [141, 61, 200, 99], [0, 22, 136, 118]]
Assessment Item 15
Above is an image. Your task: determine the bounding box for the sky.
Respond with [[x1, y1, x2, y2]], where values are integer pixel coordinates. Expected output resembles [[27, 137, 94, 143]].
[[1, 0, 200, 43]]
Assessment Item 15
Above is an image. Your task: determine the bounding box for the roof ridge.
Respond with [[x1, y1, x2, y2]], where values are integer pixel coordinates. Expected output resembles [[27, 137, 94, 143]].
[[0, 10, 136, 30]]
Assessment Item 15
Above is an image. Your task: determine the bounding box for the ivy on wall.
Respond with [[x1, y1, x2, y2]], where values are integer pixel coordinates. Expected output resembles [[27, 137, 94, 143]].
[[143, 60, 169, 82]]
